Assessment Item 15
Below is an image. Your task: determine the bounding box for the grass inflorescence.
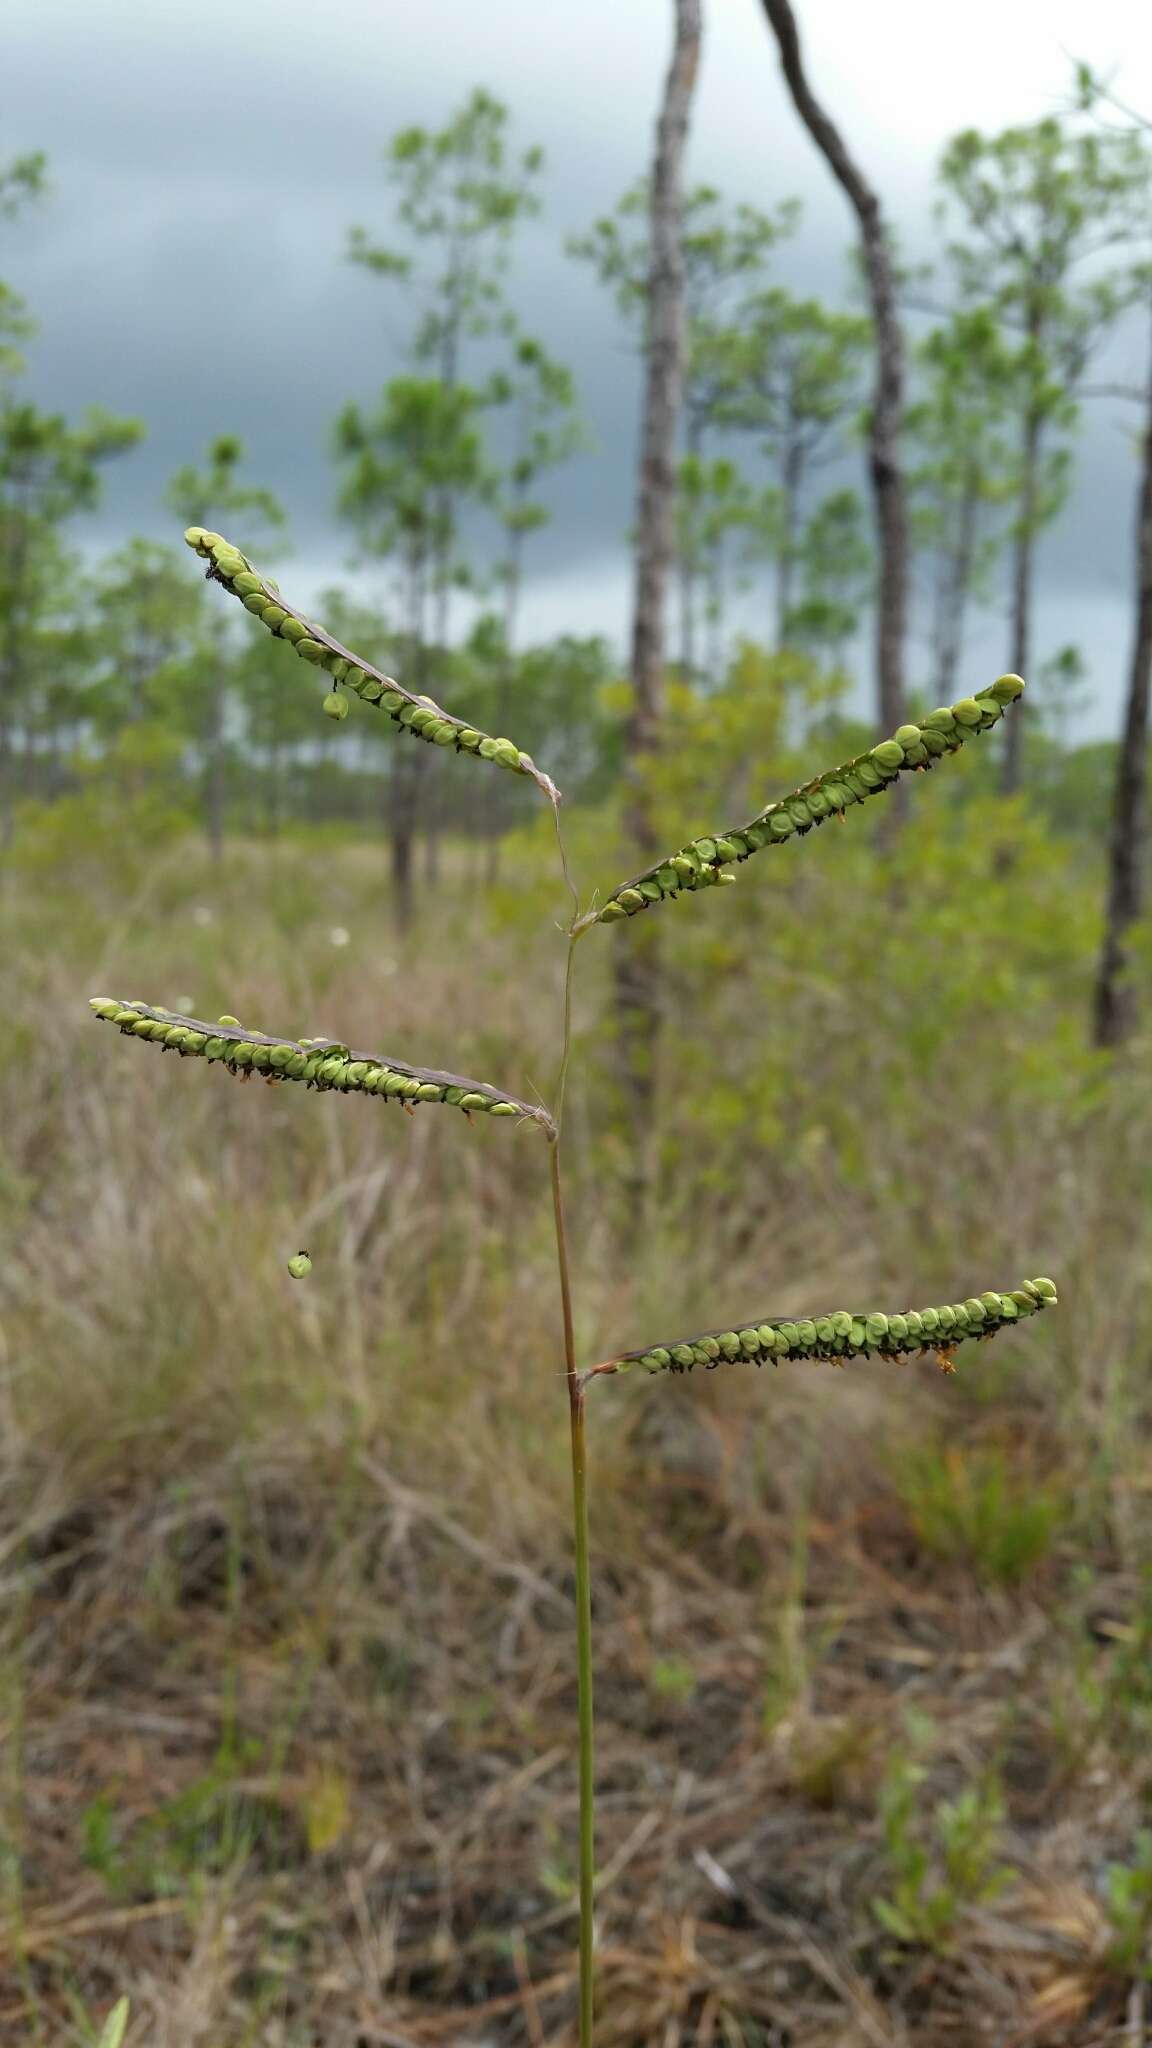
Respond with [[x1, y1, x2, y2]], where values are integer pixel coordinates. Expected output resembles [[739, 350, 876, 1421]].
[[183, 527, 561, 806], [600, 1276, 1057, 1378], [89, 997, 554, 1131], [592, 673, 1025, 924]]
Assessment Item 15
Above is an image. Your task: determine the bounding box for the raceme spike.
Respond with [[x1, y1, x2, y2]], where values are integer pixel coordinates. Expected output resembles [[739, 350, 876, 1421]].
[[182, 528, 560, 807], [588, 676, 1026, 926], [88, 999, 555, 1136], [591, 1276, 1057, 1379]]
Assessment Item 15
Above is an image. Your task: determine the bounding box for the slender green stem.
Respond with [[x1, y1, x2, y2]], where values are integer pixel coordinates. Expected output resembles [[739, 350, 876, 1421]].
[[550, 807, 596, 2040], [550, 1134, 595, 2046]]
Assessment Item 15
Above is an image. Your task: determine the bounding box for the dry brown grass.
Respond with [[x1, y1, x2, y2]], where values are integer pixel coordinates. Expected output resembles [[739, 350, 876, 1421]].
[[2, 816, 1152, 2045]]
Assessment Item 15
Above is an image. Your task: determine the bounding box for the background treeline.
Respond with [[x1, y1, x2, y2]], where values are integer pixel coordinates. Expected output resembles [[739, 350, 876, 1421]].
[[0, 83, 1147, 957]]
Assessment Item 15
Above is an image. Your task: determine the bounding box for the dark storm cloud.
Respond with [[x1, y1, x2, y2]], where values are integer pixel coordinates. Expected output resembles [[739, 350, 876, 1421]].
[[2, 0, 1147, 727]]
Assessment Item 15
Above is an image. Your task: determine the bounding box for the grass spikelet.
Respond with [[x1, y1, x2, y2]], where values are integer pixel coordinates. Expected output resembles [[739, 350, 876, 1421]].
[[88, 998, 554, 1134], [593, 1275, 1057, 1379], [588, 675, 1026, 926], [182, 527, 561, 806]]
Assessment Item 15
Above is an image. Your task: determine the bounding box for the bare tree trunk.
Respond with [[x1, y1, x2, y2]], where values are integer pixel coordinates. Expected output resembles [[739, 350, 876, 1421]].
[[758, 0, 907, 739], [1094, 305, 1152, 1049], [616, 0, 702, 1196], [1003, 406, 1041, 795]]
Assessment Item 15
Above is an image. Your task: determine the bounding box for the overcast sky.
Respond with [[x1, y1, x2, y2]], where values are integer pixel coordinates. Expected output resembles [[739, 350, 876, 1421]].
[[4, 0, 1152, 733]]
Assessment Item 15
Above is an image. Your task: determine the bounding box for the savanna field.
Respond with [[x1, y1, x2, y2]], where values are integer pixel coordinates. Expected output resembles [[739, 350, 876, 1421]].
[[4, 710, 1152, 2047], [6, 3, 1152, 2038]]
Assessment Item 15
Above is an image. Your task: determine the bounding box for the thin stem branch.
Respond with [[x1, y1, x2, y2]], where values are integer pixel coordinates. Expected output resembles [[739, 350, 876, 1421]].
[[548, 795, 596, 2040], [550, 1137, 595, 2047]]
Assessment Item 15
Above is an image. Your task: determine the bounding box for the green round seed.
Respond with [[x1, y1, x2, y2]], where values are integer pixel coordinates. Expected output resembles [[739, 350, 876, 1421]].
[[323, 692, 350, 722], [287, 1252, 312, 1280]]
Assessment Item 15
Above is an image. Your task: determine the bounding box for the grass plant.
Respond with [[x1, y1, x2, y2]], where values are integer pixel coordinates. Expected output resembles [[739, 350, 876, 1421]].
[[82, 531, 1059, 2044]]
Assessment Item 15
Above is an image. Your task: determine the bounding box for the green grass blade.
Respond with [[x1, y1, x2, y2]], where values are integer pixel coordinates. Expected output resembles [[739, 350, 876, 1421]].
[[97, 2000, 129, 2048]]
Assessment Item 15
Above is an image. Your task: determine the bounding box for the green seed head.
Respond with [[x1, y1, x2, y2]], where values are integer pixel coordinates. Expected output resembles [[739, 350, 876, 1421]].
[[322, 692, 350, 722], [287, 1252, 312, 1280]]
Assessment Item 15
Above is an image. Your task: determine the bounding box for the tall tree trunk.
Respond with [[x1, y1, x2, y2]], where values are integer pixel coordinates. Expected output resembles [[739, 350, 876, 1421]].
[[1003, 406, 1041, 795], [758, 0, 907, 737], [1094, 303, 1152, 1050], [616, 0, 702, 1194]]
